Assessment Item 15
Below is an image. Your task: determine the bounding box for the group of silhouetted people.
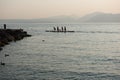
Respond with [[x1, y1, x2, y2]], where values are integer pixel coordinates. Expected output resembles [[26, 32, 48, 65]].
[[53, 26, 66, 32]]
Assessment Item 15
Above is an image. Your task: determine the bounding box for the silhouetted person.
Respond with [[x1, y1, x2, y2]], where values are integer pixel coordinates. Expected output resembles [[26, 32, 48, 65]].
[[53, 27, 56, 31], [61, 27, 64, 32], [57, 26, 59, 32], [4, 24, 6, 29], [64, 26, 66, 32]]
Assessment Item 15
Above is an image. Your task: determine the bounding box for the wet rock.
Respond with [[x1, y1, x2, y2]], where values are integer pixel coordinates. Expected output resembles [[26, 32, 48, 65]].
[[0, 29, 31, 51]]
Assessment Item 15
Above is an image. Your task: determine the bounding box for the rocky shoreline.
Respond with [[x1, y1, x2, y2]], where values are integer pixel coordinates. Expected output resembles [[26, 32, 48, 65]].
[[0, 28, 31, 51]]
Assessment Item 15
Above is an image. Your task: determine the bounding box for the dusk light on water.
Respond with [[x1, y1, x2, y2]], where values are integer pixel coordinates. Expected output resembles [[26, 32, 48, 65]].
[[0, 0, 120, 80]]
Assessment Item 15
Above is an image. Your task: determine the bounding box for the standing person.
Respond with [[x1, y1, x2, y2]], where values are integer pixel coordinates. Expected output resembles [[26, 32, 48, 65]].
[[53, 27, 56, 31], [61, 26, 64, 32], [4, 24, 6, 29], [57, 26, 59, 32], [64, 26, 66, 32]]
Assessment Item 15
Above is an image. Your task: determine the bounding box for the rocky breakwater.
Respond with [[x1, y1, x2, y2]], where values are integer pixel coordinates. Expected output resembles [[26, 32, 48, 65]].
[[0, 28, 31, 51]]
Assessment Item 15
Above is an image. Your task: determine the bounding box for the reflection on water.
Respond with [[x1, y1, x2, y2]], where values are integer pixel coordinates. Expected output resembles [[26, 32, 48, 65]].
[[0, 23, 120, 80]]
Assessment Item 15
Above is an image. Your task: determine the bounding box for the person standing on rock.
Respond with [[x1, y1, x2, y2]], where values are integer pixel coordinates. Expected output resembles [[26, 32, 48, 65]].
[[4, 24, 6, 29]]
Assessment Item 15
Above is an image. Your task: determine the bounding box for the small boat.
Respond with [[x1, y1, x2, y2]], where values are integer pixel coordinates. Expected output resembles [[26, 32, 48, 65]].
[[1, 62, 5, 65], [5, 54, 9, 57]]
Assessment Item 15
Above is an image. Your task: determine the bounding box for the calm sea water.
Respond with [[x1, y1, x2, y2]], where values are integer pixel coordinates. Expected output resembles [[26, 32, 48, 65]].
[[0, 23, 120, 80]]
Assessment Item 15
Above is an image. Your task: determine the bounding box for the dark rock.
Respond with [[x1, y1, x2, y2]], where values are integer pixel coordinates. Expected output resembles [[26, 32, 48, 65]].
[[0, 47, 2, 51], [0, 28, 31, 51]]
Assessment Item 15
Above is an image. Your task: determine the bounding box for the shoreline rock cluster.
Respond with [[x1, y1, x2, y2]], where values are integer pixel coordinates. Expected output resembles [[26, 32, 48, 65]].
[[0, 28, 31, 51]]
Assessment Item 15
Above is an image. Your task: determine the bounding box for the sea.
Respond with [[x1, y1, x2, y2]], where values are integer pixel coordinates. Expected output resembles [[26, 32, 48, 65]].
[[0, 23, 120, 80]]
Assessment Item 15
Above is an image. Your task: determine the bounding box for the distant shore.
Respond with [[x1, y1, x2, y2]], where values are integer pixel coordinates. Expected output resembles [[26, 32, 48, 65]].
[[0, 28, 31, 51]]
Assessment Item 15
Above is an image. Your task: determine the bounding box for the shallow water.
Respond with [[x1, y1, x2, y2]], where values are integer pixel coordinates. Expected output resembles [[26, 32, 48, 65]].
[[0, 23, 120, 80]]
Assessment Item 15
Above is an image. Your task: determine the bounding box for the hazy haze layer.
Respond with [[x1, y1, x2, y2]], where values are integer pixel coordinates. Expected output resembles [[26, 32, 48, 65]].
[[0, 0, 120, 19]]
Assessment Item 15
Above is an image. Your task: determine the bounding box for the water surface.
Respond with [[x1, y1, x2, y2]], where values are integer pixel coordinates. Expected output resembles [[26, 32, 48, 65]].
[[0, 23, 120, 80]]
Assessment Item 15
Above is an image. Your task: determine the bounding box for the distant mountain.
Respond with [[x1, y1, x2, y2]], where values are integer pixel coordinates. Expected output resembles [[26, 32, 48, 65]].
[[0, 16, 78, 23], [79, 12, 120, 22], [0, 12, 120, 23]]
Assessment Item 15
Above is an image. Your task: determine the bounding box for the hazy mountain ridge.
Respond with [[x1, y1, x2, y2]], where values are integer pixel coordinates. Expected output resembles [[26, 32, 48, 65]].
[[0, 12, 120, 23], [81, 12, 120, 22]]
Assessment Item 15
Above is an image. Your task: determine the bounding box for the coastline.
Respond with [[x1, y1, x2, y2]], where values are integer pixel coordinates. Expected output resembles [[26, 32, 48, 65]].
[[0, 28, 31, 51]]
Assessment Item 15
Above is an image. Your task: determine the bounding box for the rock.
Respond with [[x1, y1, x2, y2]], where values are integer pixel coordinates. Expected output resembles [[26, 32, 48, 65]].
[[0, 28, 31, 51], [0, 47, 2, 51]]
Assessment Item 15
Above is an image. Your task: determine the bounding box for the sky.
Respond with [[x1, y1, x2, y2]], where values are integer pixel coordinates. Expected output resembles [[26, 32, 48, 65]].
[[0, 0, 120, 19]]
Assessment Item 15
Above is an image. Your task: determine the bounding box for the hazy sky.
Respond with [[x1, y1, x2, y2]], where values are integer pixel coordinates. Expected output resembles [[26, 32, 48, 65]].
[[0, 0, 120, 19]]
